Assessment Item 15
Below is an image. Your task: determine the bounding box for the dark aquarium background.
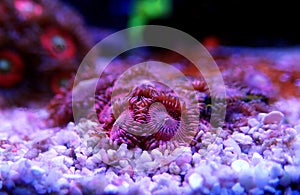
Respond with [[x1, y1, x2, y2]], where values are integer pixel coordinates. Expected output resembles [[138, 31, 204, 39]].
[[62, 0, 300, 47]]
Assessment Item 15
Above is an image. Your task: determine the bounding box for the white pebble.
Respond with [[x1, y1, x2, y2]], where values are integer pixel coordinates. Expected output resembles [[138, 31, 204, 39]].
[[180, 163, 192, 175], [223, 138, 241, 155], [238, 168, 254, 190], [249, 188, 264, 195], [116, 143, 128, 158], [76, 153, 87, 165], [31, 130, 52, 144], [220, 188, 232, 195], [295, 124, 300, 134], [231, 159, 250, 173], [81, 167, 93, 176], [204, 174, 218, 188], [52, 145, 67, 154], [217, 165, 235, 183], [66, 122, 75, 129], [85, 157, 96, 170], [45, 170, 62, 190], [151, 149, 163, 159], [207, 144, 222, 155], [104, 184, 118, 194], [280, 172, 291, 187], [93, 167, 106, 175], [91, 154, 102, 164], [215, 137, 223, 145], [251, 152, 263, 166], [192, 153, 201, 165], [188, 173, 203, 190], [264, 185, 276, 194], [211, 183, 221, 195], [254, 163, 269, 188], [0, 133, 8, 140], [63, 174, 82, 179], [175, 152, 192, 166], [263, 111, 284, 125], [64, 157, 74, 168], [134, 148, 143, 159], [52, 130, 81, 147], [268, 178, 280, 187], [57, 177, 69, 189], [231, 133, 253, 145], [169, 162, 180, 175], [231, 183, 244, 195], [269, 163, 283, 178], [51, 156, 66, 167], [24, 148, 40, 159], [252, 132, 262, 140], [152, 173, 179, 187], [284, 128, 297, 136], [31, 166, 45, 178], [257, 113, 267, 122], [239, 126, 250, 133], [107, 149, 117, 161], [248, 118, 260, 127], [156, 165, 169, 174], [8, 169, 19, 181], [119, 160, 129, 168], [284, 165, 300, 182], [248, 126, 259, 135], [139, 151, 152, 162], [41, 148, 58, 159], [0, 164, 10, 179]]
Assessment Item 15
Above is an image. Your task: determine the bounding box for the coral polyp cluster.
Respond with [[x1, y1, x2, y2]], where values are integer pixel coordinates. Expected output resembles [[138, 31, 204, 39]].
[[107, 80, 197, 150], [47, 57, 271, 150], [0, 0, 91, 106]]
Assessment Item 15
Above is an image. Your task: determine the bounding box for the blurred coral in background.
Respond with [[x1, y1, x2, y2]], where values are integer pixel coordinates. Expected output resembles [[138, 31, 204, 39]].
[[0, 0, 91, 107]]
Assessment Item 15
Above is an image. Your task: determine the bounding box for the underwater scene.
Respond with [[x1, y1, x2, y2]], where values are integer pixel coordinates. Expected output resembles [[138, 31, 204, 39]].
[[1, 0, 300, 194]]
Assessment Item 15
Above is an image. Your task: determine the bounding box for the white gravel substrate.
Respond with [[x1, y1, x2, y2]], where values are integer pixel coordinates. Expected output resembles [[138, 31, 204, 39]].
[[1, 107, 300, 195]]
